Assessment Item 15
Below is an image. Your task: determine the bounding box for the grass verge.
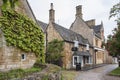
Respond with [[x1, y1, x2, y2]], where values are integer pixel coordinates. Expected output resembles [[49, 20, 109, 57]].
[[62, 70, 78, 80], [109, 67, 120, 77], [0, 67, 41, 80]]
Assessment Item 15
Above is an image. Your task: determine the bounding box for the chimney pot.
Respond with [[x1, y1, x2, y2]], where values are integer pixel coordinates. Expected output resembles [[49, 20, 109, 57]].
[[49, 3, 55, 23], [76, 5, 83, 18], [51, 3, 53, 9]]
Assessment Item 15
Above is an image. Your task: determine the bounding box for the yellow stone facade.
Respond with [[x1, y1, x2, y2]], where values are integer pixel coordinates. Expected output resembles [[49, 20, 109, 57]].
[[0, 0, 38, 71], [42, 3, 113, 69]]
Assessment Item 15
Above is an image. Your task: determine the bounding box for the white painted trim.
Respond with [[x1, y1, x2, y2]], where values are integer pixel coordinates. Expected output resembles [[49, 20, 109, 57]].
[[73, 56, 79, 67], [74, 40, 79, 47], [86, 44, 89, 50], [94, 47, 104, 51]]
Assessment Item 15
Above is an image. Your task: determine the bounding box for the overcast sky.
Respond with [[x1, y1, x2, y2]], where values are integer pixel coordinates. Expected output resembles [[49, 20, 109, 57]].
[[28, 0, 118, 38]]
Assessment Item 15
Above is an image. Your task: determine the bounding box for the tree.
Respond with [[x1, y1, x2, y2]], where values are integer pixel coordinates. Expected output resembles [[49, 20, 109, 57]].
[[46, 39, 64, 66], [109, 2, 120, 23], [106, 2, 120, 67]]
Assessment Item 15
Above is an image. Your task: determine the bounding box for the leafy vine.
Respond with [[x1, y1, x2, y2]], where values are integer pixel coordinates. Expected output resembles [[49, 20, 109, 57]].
[[0, 10, 45, 63]]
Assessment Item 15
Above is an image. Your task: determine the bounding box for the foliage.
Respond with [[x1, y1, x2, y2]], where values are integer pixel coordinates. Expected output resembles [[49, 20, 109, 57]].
[[0, 67, 41, 80], [101, 41, 105, 48], [106, 36, 117, 56], [46, 39, 64, 66], [109, 2, 120, 23], [106, 1, 120, 57], [2, 0, 19, 10], [109, 67, 120, 76], [0, 9, 45, 63], [106, 25, 120, 57]]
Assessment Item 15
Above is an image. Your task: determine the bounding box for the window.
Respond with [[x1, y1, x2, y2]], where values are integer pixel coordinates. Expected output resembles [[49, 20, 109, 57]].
[[73, 56, 79, 66], [74, 57, 77, 65], [74, 40, 79, 47], [21, 54, 26, 61], [86, 44, 89, 50], [83, 56, 89, 64]]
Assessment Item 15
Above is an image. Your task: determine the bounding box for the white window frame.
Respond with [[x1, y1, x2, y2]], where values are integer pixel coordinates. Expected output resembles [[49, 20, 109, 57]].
[[21, 53, 26, 61], [74, 40, 79, 48], [86, 44, 89, 50], [73, 56, 79, 67]]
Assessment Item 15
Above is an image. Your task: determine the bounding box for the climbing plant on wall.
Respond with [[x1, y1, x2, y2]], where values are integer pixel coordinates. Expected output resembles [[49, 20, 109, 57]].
[[46, 39, 64, 66], [2, 0, 18, 10], [0, 9, 45, 63]]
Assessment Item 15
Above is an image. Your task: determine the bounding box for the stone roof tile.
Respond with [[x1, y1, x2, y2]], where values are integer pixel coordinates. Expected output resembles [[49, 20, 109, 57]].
[[53, 23, 89, 45], [37, 20, 48, 32], [93, 24, 102, 38]]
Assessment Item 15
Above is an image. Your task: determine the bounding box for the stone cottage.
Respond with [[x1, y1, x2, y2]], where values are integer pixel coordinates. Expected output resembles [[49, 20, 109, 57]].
[[38, 3, 112, 69], [0, 0, 39, 71], [70, 5, 106, 65], [38, 3, 93, 69]]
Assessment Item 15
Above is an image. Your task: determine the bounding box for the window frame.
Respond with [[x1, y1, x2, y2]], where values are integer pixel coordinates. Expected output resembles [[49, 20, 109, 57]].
[[21, 53, 26, 61]]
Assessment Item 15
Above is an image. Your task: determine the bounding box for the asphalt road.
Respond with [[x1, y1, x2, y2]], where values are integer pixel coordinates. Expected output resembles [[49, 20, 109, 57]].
[[75, 64, 119, 80]]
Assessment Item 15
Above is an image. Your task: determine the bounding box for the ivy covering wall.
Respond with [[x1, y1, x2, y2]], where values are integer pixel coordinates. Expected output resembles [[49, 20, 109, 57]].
[[0, 9, 45, 63]]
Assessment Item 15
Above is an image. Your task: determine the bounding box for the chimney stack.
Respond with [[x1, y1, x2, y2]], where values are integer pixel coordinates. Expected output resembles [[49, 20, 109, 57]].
[[86, 19, 95, 28], [49, 3, 55, 23], [76, 5, 83, 18]]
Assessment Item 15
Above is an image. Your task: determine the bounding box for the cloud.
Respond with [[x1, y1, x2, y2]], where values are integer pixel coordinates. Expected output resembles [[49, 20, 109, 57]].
[[28, 0, 118, 38]]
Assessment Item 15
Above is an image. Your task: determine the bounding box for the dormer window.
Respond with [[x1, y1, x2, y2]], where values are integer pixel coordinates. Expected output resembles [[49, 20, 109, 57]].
[[86, 44, 89, 50], [74, 40, 79, 48]]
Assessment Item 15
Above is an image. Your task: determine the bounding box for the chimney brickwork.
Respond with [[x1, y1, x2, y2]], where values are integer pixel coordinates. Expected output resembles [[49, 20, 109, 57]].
[[76, 5, 83, 18], [86, 19, 95, 28], [49, 3, 55, 23]]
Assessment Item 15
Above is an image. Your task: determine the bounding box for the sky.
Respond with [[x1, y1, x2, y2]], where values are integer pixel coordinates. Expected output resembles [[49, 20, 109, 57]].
[[28, 0, 118, 39]]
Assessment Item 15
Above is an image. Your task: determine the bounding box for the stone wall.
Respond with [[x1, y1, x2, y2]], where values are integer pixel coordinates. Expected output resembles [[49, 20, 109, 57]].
[[0, 31, 36, 71], [0, 64, 62, 80], [96, 51, 104, 64], [47, 23, 74, 69], [0, 46, 36, 71], [19, 70, 62, 80], [47, 22, 63, 43], [18, 0, 36, 22], [93, 36, 102, 48], [62, 42, 73, 69], [104, 50, 113, 64], [70, 17, 94, 45], [0, 0, 36, 21], [86, 19, 95, 28], [0, 0, 39, 71]]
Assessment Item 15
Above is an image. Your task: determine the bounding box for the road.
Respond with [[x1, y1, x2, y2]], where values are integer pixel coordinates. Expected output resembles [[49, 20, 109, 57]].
[[75, 64, 119, 80]]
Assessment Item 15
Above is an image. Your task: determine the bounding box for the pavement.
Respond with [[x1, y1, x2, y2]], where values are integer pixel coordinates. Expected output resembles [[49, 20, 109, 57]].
[[75, 64, 119, 80], [81, 64, 106, 71]]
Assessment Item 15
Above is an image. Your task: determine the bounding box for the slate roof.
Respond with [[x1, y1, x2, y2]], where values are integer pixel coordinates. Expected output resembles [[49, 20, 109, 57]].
[[93, 24, 102, 38], [37, 20, 90, 45], [37, 20, 48, 32], [93, 25, 102, 33], [53, 23, 89, 45]]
